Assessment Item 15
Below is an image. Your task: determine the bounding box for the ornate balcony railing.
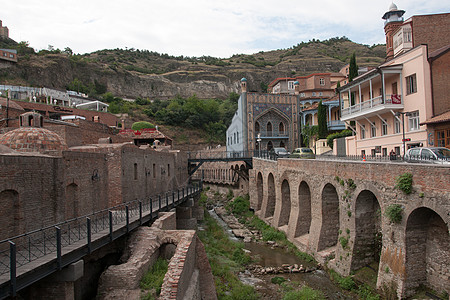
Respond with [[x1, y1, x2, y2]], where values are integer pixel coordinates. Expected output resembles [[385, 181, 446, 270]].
[[341, 94, 403, 119]]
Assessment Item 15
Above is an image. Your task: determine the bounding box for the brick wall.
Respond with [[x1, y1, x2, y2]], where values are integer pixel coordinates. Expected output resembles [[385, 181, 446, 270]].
[[412, 14, 450, 54], [249, 158, 450, 297], [430, 50, 450, 115]]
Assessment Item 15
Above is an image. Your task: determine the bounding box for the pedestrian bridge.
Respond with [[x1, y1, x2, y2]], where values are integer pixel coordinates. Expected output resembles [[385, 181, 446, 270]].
[[0, 184, 202, 299]]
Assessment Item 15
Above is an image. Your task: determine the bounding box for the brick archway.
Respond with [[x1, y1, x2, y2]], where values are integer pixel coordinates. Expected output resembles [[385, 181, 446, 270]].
[[294, 181, 311, 238], [265, 173, 276, 218], [404, 207, 449, 297], [278, 179, 290, 227], [351, 190, 382, 272], [256, 172, 263, 211], [318, 183, 339, 251]]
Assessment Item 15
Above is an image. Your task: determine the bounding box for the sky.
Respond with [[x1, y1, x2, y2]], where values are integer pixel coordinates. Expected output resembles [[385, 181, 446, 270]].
[[2, 1, 449, 58]]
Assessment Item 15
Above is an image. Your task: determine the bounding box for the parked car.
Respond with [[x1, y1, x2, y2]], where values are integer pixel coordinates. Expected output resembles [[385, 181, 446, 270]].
[[405, 147, 450, 164], [269, 147, 290, 159], [289, 147, 315, 159]]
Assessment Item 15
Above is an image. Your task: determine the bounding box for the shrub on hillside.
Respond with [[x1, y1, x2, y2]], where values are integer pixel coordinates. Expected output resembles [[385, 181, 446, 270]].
[[131, 121, 155, 131]]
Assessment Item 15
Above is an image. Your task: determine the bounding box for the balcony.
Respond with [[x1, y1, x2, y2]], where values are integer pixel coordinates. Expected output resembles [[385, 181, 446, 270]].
[[256, 131, 289, 139], [341, 94, 403, 121], [328, 120, 346, 131]]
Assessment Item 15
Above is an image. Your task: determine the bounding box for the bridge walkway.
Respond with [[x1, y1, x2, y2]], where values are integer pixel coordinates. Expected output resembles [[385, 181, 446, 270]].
[[0, 184, 202, 299]]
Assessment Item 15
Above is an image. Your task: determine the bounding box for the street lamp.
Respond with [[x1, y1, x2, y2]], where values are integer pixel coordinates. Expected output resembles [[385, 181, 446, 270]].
[[395, 111, 412, 158], [257, 133, 262, 158]]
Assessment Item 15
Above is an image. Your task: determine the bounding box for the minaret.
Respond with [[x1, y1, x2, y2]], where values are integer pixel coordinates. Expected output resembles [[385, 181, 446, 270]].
[[382, 3, 405, 61], [240, 77, 247, 93]]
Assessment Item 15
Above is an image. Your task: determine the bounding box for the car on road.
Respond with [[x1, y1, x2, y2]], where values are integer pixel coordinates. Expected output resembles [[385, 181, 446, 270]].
[[269, 147, 290, 159], [289, 147, 315, 159], [405, 147, 450, 164]]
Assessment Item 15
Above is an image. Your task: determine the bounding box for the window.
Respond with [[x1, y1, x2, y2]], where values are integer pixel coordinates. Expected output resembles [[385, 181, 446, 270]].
[[382, 148, 388, 156], [394, 118, 401, 134], [319, 78, 325, 86], [153, 164, 156, 178], [134, 163, 138, 180], [382, 120, 388, 136], [360, 125, 366, 139], [319, 92, 323, 96], [288, 81, 295, 90], [408, 111, 419, 131], [237, 132, 239, 143], [279, 122, 285, 134], [300, 92, 305, 97], [168, 164, 170, 177], [406, 74, 417, 94], [371, 124, 376, 138], [312, 92, 316, 96], [267, 122, 272, 134], [421, 149, 434, 160]]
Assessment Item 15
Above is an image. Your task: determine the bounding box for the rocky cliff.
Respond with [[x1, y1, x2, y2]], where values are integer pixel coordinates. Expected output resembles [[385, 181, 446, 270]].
[[1, 37, 385, 100]]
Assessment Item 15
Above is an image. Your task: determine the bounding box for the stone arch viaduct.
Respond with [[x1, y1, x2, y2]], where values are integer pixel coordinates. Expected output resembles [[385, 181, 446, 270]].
[[248, 158, 449, 298]]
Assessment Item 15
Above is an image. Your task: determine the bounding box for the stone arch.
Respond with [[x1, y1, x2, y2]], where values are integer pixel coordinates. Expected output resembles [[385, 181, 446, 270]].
[[65, 183, 79, 219], [294, 181, 311, 238], [278, 179, 291, 227], [350, 190, 382, 271], [256, 172, 263, 211], [265, 173, 276, 218], [404, 207, 449, 296], [0, 189, 22, 240], [318, 183, 339, 251]]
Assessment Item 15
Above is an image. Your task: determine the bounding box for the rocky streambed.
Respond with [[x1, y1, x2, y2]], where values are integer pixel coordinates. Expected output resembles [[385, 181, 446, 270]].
[[211, 205, 352, 299]]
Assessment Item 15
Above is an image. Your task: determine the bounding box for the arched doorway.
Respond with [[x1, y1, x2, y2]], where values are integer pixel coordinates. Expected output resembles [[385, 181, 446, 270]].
[[265, 173, 275, 218], [0, 190, 21, 240], [256, 172, 263, 211], [278, 179, 291, 227], [267, 141, 273, 151], [318, 183, 339, 251], [294, 181, 311, 238], [405, 207, 449, 296], [351, 190, 382, 271]]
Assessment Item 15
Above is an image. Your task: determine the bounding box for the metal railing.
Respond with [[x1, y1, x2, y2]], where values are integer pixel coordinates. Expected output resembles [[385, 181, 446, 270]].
[[0, 183, 202, 298], [341, 94, 403, 117]]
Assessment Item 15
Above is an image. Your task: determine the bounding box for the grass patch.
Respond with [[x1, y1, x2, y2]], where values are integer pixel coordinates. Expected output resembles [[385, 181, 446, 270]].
[[282, 286, 326, 300], [140, 257, 169, 299], [197, 196, 256, 299]]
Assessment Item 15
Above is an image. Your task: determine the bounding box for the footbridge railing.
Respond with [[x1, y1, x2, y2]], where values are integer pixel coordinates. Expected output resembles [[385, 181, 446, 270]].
[[0, 183, 202, 299]]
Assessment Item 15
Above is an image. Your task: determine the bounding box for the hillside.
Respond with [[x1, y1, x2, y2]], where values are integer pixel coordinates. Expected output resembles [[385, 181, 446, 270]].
[[0, 37, 385, 100]]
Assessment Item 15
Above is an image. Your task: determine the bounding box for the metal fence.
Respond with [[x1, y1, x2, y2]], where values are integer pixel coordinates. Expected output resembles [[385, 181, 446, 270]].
[[0, 183, 202, 298]]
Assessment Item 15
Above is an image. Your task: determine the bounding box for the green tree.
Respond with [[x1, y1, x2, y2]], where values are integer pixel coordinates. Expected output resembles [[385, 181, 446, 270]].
[[301, 125, 318, 147], [318, 100, 328, 139], [64, 47, 73, 56], [349, 52, 358, 82]]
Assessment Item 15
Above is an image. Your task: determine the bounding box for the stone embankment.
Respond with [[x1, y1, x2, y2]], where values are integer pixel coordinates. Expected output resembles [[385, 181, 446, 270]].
[[97, 212, 216, 300]]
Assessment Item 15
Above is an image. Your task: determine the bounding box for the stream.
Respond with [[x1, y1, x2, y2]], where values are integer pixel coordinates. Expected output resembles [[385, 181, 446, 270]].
[[208, 208, 352, 299]]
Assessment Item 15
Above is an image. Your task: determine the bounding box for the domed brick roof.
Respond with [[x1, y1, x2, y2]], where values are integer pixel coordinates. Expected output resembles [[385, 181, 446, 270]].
[[0, 127, 67, 154]]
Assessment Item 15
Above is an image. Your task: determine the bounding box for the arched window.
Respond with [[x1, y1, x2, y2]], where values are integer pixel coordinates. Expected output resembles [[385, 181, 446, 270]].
[[255, 122, 260, 133], [267, 141, 273, 151], [279, 122, 285, 134], [267, 122, 272, 135]]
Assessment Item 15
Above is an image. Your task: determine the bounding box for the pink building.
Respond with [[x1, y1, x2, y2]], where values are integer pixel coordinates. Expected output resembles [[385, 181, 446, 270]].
[[338, 4, 450, 156]]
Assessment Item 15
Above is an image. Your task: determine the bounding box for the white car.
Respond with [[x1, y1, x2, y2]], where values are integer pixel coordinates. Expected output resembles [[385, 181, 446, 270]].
[[405, 147, 450, 164]]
